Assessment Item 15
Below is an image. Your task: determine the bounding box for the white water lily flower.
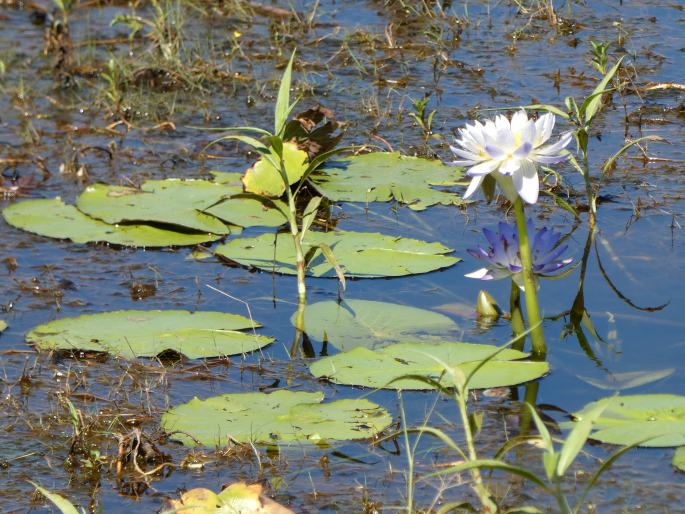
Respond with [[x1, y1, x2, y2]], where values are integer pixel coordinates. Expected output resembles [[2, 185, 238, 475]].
[[450, 111, 572, 204]]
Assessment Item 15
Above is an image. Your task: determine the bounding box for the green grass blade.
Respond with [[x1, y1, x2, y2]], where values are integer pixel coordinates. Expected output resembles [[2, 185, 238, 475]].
[[275, 50, 296, 135], [30, 482, 80, 514]]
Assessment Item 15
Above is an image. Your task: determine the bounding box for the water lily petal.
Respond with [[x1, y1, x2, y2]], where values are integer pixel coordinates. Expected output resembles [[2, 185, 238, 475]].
[[534, 112, 555, 146], [462, 174, 485, 199], [512, 160, 539, 204], [465, 267, 493, 280], [513, 141, 533, 159], [510, 110, 529, 133], [536, 131, 573, 156], [492, 172, 519, 203], [467, 159, 500, 176], [450, 145, 484, 162], [499, 158, 521, 175]]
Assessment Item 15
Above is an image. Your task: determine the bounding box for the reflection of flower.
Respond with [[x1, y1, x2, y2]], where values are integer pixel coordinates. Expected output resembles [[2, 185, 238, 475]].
[[450, 111, 572, 204], [465, 220, 572, 288]]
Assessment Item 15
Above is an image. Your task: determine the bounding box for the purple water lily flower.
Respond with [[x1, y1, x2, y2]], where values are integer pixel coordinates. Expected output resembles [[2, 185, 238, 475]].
[[465, 219, 573, 289]]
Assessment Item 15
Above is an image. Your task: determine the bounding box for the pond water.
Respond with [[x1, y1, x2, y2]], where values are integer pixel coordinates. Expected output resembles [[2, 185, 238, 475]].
[[1, 0, 685, 512]]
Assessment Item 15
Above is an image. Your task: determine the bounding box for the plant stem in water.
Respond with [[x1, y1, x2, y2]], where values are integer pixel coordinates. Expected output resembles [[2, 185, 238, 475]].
[[509, 280, 526, 352], [513, 198, 546, 357]]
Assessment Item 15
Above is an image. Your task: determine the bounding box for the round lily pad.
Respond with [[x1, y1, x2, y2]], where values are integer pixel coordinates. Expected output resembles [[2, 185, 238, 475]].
[[310, 342, 549, 390], [161, 390, 393, 446], [242, 142, 308, 197], [294, 300, 459, 351], [3, 198, 219, 247], [311, 152, 464, 211], [76, 179, 238, 234], [205, 196, 288, 228], [26, 310, 273, 359], [215, 230, 459, 278], [572, 394, 685, 447]]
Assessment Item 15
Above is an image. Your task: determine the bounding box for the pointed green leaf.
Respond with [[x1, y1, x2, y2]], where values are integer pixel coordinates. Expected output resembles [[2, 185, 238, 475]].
[[30, 482, 80, 514], [557, 397, 609, 476], [275, 50, 296, 135]]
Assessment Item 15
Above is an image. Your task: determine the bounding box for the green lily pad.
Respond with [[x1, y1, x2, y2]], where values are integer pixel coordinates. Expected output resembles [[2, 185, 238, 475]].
[[0, 321, 6, 333], [76, 179, 237, 234], [311, 152, 464, 211], [3, 198, 219, 247], [161, 390, 392, 446], [572, 394, 685, 447], [243, 142, 308, 197], [215, 230, 459, 278], [26, 310, 273, 359], [310, 342, 549, 390], [205, 195, 288, 228], [294, 300, 459, 351], [673, 446, 685, 472]]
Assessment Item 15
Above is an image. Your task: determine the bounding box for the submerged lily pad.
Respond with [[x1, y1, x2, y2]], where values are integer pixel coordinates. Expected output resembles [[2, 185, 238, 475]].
[[294, 300, 459, 351], [572, 394, 685, 447], [310, 342, 549, 390], [311, 152, 464, 211], [3, 199, 219, 247], [242, 142, 309, 197], [76, 179, 237, 234], [161, 390, 392, 446], [215, 231, 459, 278], [205, 195, 288, 228], [26, 310, 273, 359]]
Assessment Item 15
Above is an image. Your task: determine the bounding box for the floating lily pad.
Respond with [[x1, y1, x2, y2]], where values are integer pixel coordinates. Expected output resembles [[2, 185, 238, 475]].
[[243, 142, 308, 197], [673, 446, 685, 472], [161, 390, 392, 446], [572, 394, 685, 447], [294, 300, 459, 351], [215, 231, 459, 278], [165, 484, 294, 514], [0, 321, 6, 333], [26, 310, 273, 359], [3, 199, 219, 247], [205, 195, 288, 228], [311, 152, 464, 211], [76, 179, 237, 234], [310, 342, 549, 390]]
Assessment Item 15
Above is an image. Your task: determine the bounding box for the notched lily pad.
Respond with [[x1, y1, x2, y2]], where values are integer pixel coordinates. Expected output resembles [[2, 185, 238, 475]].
[[3, 198, 219, 247], [26, 310, 273, 359], [311, 152, 464, 211], [205, 195, 288, 228], [294, 299, 459, 351], [310, 342, 549, 390], [215, 230, 459, 278], [76, 179, 237, 234], [161, 390, 392, 446], [572, 394, 685, 447]]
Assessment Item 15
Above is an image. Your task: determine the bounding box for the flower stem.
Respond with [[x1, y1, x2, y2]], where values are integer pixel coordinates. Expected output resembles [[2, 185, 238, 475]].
[[509, 280, 526, 352], [513, 198, 546, 357]]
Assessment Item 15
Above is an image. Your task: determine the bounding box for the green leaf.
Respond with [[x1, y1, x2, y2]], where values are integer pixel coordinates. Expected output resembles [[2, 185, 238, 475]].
[[205, 195, 288, 228], [557, 397, 609, 476], [242, 141, 309, 197], [294, 300, 458, 351], [26, 310, 273, 359], [30, 482, 80, 514], [216, 231, 458, 278], [161, 390, 392, 446], [569, 394, 685, 447], [673, 446, 685, 472], [300, 196, 323, 238], [427, 459, 550, 492], [76, 179, 237, 234], [581, 56, 623, 124], [309, 342, 549, 390], [311, 152, 464, 211], [3, 198, 219, 247], [317, 242, 345, 292], [275, 50, 296, 135]]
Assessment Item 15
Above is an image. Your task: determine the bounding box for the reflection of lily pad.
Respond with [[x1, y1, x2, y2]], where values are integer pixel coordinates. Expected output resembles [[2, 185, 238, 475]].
[[26, 310, 273, 359], [215, 231, 459, 278], [3, 199, 219, 247], [310, 342, 549, 390], [572, 395, 685, 447], [76, 180, 237, 234], [243, 142, 308, 197], [294, 300, 459, 351], [161, 390, 392, 446], [205, 195, 287, 228], [311, 152, 464, 211]]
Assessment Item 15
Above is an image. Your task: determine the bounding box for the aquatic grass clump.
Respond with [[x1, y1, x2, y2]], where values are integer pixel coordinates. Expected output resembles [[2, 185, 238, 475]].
[[450, 110, 571, 204], [465, 219, 572, 289]]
